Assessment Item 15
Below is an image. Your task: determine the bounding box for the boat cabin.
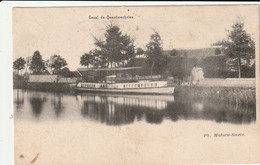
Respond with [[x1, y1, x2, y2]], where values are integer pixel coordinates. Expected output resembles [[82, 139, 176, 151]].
[[77, 67, 162, 83], [78, 81, 167, 89]]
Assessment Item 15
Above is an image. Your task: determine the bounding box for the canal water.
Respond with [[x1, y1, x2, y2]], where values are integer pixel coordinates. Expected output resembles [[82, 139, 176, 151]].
[[13, 89, 257, 164]]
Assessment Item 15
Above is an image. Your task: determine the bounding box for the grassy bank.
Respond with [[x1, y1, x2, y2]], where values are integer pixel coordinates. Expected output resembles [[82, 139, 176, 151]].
[[174, 86, 256, 106]]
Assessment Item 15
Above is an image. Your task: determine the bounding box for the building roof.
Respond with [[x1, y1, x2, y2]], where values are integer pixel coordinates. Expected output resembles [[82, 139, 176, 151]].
[[71, 71, 82, 77], [163, 46, 224, 59]]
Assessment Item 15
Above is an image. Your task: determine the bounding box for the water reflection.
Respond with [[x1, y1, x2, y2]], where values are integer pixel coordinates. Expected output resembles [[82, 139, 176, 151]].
[[78, 94, 256, 125], [13, 89, 24, 110], [145, 110, 163, 124], [81, 96, 138, 125], [13, 90, 256, 125], [164, 100, 256, 124], [51, 94, 65, 118], [29, 95, 47, 118]]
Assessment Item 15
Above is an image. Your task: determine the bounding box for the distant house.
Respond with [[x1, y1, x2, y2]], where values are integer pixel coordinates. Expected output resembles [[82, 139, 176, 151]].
[[29, 75, 60, 83], [164, 46, 224, 59], [28, 74, 81, 84]]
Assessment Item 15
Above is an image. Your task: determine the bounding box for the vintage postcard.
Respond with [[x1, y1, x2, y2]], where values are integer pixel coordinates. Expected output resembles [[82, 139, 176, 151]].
[[10, 4, 260, 164]]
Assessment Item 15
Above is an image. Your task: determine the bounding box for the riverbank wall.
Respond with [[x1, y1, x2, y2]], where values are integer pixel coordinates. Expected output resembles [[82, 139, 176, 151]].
[[13, 74, 77, 93], [14, 81, 75, 93], [174, 86, 256, 106]]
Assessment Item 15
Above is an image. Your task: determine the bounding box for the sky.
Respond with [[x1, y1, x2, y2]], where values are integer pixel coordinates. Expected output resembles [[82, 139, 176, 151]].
[[13, 5, 258, 70]]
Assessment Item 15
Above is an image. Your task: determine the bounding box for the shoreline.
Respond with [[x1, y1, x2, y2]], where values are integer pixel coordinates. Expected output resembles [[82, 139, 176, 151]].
[[13, 79, 256, 106], [14, 82, 75, 93], [174, 86, 256, 106]]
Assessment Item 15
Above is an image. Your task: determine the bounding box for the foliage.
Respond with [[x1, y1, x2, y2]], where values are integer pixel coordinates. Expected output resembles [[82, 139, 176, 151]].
[[227, 63, 255, 78], [30, 51, 47, 75], [126, 58, 151, 75], [48, 55, 67, 71], [146, 31, 169, 75], [214, 48, 221, 55], [170, 49, 178, 56], [13, 72, 27, 89], [80, 53, 92, 68], [167, 56, 198, 79], [221, 21, 255, 78], [58, 67, 74, 77], [80, 51, 101, 68], [241, 63, 255, 78], [201, 56, 228, 78], [136, 47, 145, 55], [13, 57, 26, 73], [81, 24, 135, 68]]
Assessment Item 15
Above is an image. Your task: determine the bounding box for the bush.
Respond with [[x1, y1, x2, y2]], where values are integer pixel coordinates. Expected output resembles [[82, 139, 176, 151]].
[[170, 49, 178, 56], [166, 56, 198, 79], [214, 48, 221, 55], [201, 56, 228, 78], [13, 73, 28, 89]]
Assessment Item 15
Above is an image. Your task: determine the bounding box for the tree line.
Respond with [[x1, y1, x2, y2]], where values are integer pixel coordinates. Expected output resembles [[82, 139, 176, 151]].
[[165, 21, 255, 79], [13, 21, 256, 79], [13, 51, 68, 76], [13, 24, 168, 77]]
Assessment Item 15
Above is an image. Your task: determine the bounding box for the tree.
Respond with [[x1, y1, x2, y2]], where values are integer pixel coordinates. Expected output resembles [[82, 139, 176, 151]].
[[13, 57, 26, 75], [214, 48, 221, 55], [136, 47, 145, 55], [167, 56, 198, 79], [201, 56, 228, 78], [222, 21, 255, 78], [30, 51, 47, 75], [48, 55, 67, 73], [170, 49, 178, 56], [80, 52, 95, 68], [59, 67, 74, 77], [146, 31, 168, 77], [80, 24, 135, 68]]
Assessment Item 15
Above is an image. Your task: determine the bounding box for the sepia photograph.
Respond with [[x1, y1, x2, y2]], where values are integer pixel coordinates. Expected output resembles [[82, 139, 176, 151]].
[[10, 4, 260, 164]]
